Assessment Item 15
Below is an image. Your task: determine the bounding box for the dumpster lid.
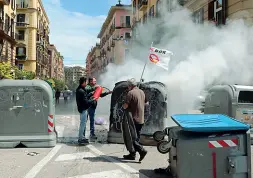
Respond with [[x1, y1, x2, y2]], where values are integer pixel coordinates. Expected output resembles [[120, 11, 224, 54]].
[[171, 114, 250, 132]]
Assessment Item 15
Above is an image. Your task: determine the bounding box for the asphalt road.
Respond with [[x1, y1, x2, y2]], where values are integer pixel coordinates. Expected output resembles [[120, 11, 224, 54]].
[[0, 96, 169, 178]]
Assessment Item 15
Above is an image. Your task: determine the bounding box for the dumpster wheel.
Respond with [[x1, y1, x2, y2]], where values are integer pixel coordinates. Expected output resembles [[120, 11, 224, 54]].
[[157, 140, 171, 154], [153, 131, 166, 142]]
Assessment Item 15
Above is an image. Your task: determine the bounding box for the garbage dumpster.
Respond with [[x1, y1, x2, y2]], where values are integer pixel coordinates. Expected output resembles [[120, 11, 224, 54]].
[[205, 85, 253, 127], [156, 114, 251, 178], [0, 79, 57, 148], [107, 80, 167, 145]]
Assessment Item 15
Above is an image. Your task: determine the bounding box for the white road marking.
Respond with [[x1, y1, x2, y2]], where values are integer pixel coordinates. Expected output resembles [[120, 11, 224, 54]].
[[55, 126, 65, 137], [68, 169, 132, 178], [24, 145, 62, 178], [71, 118, 76, 126], [86, 145, 149, 178], [55, 152, 95, 162]]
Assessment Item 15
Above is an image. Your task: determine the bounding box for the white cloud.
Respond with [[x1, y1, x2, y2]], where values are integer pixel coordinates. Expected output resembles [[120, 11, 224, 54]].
[[43, 0, 106, 65]]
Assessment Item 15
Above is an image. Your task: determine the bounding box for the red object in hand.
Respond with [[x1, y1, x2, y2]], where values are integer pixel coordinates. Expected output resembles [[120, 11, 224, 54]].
[[93, 86, 103, 100]]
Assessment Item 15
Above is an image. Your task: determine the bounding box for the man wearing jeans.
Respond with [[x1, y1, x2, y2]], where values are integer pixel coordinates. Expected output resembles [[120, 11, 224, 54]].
[[76, 77, 96, 144], [86, 77, 112, 139]]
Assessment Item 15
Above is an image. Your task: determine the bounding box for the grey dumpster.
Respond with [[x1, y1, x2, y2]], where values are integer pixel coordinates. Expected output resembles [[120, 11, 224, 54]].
[[107, 81, 167, 145], [205, 85, 253, 127], [0, 79, 57, 148], [163, 114, 251, 178]]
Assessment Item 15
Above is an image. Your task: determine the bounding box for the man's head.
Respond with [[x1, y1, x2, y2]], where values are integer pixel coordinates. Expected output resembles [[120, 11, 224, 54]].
[[127, 78, 137, 90], [89, 77, 96, 86], [79, 77, 87, 88]]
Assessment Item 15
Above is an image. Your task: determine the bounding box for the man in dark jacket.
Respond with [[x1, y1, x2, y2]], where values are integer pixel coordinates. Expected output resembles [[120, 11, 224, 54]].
[[76, 77, 97, 144], [86, 77, 112, 139]]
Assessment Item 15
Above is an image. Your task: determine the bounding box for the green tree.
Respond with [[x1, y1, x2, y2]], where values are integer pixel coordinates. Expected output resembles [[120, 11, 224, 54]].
[[14, 68, 35, 80], [53, 78, 65, 91], [0, 62, 15, 79]]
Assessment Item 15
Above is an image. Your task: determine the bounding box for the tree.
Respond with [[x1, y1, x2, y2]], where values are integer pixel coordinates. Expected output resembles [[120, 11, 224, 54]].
[[0, 62, 15, 79], [53, 78, 65, 91], [14, 68, 35, 80]]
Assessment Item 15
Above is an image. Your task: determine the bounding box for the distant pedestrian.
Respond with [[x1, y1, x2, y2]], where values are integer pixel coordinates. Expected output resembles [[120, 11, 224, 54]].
[[76, 77, 97, 144], [55, 89, 61, 104], [122, 78, 148, 162], [63, 88, 68, 104]]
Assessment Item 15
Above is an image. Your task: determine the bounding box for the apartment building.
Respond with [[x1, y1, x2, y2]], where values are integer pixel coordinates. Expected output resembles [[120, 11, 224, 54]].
[[97, 2, 132, 67], [85, 51, 91, 77], [16, 0, 50, 78], [184, 0, 253, 25], [65, 66, 86, 83], [48, 44, 64, 80], [89, 43, 100, 78], [0, 0, 17, 66]]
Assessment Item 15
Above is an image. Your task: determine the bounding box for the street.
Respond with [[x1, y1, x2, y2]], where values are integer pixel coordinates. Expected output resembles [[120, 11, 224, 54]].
[[0, 97, 169, 178]]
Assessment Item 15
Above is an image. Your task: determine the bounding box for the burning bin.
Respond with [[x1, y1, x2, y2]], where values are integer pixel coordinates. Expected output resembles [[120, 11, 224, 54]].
[[107, 81, 167, 145], [164, 114, 251, 178], [0, 80, 57, 148]]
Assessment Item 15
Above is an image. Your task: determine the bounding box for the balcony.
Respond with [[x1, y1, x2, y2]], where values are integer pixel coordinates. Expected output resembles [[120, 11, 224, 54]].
[[0, 0, 9, 5], [16, 3, 29, 9], [138, 0, 148, 11], [116, 23, 131, 29], [16, 54, 27, 61], [16, 22, 26, 27]]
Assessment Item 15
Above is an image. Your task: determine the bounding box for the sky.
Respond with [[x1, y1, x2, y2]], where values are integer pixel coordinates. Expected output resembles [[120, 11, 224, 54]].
[[43, 0, 131, 67]]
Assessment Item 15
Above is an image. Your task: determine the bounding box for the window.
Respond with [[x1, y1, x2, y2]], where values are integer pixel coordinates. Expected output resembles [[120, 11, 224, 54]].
[[120, 16, 124, 26], [125, 16, 130, 27], [17, 14, 25, 26], [16, 47, 26, 55], [125, 32, 131, 39], [149, 5, 155, 17], [208, 0, 226, 26], [193, 8, 204, 24], [133, 0, 136, 13], [5, 14, 10, 33], [11, 0, 15, 10], [18, 30, 25, 40], [20, 0, 26, 8], [5, 43, 8, 58], [18, 63, 24, 70], [156, 0, 161, 17]]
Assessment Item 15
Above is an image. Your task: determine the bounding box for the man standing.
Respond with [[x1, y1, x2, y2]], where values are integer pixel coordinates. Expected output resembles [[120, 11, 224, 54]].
[[76, 77, 96, 144], [55, 89, 61, 104], [86, 77, 112, 139], [63, 88, 68, 104], [122, 78, 147, 162]]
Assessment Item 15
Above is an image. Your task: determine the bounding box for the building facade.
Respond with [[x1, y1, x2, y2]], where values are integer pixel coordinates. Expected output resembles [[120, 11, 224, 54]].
[[48, 44, 64, 80], [0, 0, 17, 66], [16, 0, 50, 78], [85, 51, 91, 77], [97, 3, 132, 68], [89, 43, 100, 78], [65, 66, 86, 83]]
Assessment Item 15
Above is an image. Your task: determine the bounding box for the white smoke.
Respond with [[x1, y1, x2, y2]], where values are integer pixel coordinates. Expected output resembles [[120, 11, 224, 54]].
[[98, 1, 253, 116]]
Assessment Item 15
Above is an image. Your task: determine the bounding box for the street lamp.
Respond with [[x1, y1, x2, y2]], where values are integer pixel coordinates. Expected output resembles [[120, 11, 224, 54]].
[[0, 21, 29, 58]]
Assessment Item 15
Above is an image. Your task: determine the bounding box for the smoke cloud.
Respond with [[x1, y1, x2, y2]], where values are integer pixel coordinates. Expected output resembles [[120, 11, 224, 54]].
[[98, 1, 253, 117]]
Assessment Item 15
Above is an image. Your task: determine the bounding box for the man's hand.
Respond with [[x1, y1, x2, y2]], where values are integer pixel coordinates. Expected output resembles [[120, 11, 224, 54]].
[[95, 84, 100, 88]]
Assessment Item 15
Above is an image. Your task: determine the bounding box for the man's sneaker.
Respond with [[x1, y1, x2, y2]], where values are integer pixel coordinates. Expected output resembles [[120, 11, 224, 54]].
[[139, 150, 147, 162], [123, 153, 136, 160], [78, 138, 89, 144], [90, 135, 97, 140]]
